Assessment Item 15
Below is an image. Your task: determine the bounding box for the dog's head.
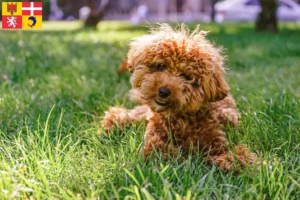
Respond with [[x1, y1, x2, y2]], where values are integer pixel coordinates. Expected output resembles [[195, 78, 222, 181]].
[[127, 24, 229, 114]]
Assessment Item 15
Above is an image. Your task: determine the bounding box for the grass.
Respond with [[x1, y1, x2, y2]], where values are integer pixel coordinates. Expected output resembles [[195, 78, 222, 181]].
[[0, 21, 300, 199]]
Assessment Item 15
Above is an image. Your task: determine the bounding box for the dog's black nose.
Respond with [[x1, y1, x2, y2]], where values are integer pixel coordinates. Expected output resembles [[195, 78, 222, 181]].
[[158, 87, 170, 98]]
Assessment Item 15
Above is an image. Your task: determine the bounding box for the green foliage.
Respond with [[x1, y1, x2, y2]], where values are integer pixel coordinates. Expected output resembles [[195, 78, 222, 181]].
[[0, 21, 300, 199]]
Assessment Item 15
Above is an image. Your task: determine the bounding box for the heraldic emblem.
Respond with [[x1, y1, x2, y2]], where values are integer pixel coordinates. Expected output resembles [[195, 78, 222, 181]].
[[2, 2, 43, 29]]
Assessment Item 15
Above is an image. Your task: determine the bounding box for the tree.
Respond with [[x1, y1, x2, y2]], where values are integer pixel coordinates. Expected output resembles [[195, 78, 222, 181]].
[[84, 0, 111, 27], [58, 0, 85, 19], [211, 0, 218, 22], [255, 0, 278, 32]]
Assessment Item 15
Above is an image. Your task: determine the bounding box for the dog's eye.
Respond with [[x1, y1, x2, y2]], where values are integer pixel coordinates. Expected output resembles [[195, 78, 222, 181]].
[[180, 73, 192, 81], [150, 63, 165, 72], [157, 64, 165, 71]]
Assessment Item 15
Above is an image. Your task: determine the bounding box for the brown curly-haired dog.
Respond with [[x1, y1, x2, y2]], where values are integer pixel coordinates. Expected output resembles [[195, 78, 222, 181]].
[[101, 24, 258, 171]]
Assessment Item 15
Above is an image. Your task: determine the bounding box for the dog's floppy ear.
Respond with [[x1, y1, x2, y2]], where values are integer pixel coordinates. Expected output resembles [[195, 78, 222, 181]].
[[201, 67, 229, 102], [127, 64, 134, 73], [117, 59, 130, 74]]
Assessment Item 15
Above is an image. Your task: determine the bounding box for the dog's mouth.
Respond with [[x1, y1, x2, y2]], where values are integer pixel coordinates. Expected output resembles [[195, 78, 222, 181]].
[[155, 98, 168, 106]]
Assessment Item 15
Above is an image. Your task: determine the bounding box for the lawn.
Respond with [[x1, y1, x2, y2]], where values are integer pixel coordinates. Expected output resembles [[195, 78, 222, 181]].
[[0, 21, 300, 199]]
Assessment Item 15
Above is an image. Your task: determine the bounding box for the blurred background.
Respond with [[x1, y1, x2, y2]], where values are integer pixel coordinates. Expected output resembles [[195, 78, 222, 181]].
[[1, 0, 300, 31]]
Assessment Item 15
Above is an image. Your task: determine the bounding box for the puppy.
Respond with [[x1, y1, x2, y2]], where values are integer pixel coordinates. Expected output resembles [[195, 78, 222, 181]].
[[101, 24, 258, 171]]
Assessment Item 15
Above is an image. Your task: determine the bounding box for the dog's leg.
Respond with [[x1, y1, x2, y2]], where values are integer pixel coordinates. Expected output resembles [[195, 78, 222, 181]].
[[213, 96, 240, 127], [100, 105, 152, 132], [128, 89, 145, 104], [141, 122, 180, 160], [142, 135, 180, 160], [200, 129, 257, 171], [217, 107, 240, 127], [208, 144, 258, 171]]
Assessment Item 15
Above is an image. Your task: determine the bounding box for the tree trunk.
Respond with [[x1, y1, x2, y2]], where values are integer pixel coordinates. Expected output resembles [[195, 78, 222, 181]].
[[211, 0, 217, 22], [84, 0, 110, 27], [255, 0, 278, 32]]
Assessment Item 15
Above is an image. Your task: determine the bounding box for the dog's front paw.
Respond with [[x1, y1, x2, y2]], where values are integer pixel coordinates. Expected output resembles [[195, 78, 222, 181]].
[[208, 145, 260, 173], [100, 107, 129, 133]]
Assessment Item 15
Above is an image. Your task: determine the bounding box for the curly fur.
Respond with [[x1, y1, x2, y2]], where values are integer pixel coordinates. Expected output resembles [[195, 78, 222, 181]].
[[101, 24, 259, 171]]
